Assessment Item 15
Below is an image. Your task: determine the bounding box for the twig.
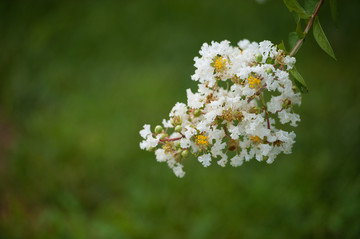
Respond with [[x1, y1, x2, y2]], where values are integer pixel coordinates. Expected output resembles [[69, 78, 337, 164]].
[[223, 125, 231, 139], [159, 136, 184, 142], [247, 83, 267, 103], [290, 0, 324, 57]]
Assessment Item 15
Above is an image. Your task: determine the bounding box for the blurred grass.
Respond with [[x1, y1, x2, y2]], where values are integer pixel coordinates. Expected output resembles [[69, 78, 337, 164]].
[[0, 0, 359, 238]]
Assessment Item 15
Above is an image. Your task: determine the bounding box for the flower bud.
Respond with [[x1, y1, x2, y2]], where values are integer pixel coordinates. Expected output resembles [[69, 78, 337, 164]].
[[175, 153, 182, 161], [194, 109, 201, 117], [175, 142, 181, 148], [255, 53, 262, 63], [249, 107, 262, 114], [154, 125, 163, 134], [159, 133, 166, 140], [282, 99, 291, 109], [265, 67, 273, 74], [175, 125, 182, 133], [175, 149, 183, 161], [172, 116, 182, 125], [265, 57, 274, 64], [181, 150, 189, 158]]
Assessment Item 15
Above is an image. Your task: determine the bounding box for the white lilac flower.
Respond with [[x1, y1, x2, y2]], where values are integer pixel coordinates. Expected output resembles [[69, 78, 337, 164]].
[[140, 39, 302, 177]]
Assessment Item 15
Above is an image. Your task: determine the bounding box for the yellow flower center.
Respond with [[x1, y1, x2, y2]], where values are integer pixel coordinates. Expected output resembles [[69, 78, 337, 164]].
[[211, 56, 227, 73], [195, 134, 209, 147], [248, 75, 261, 89], [250, 135, 262, 144]]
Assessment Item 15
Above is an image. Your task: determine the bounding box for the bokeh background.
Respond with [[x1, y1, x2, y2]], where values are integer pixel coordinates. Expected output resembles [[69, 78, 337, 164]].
[[0, 0, 359, 238]]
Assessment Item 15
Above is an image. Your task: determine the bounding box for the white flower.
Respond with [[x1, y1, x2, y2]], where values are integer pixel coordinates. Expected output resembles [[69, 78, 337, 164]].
[[162, 119, 173, 128], [238, 39, 250, 49], [278, 111, 301, 126], [139, 135, 159, 150], [211, 140, 226, 157], [284, 56, 296, 69], [140, 39, 302, 177], [170, 102, 187, 117], [217, 153, 228, 167], [155, 149, 171, 162], [139, 124, 152, 139], [173, 164, 185, 178], [184, 125, 197, 139], [187, 89, 204, 109], [198, 153, 212, 167], [230, 155, 243, 167]]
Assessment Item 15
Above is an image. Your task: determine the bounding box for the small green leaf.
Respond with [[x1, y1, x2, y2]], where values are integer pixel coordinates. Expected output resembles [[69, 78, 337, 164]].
[[313, 17, 337, 60], [304, 0, 318, 14], [288, 32, 299, 50], [330, 0, 338, 27], [289, 67, 308, 93], [277, 41, 288, 53], [296, 20, 305, 39], [291, 12, 300, 23], [283, 0, 311, 19]]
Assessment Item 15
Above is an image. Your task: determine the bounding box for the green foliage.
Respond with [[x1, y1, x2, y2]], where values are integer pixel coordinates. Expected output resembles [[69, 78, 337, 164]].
[[296, 20, 305, 39], [284, 0, 338, 64], [283, 0, 311, 19], [277, 41, 288, 53], [313, 17, 337, 60], [304, 0, 318, 14], [288, 32, 300, 50], [289, 67, 308, 93]]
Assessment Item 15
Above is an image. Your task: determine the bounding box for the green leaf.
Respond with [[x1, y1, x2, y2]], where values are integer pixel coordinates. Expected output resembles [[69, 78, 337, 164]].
[[288, 32, 299, 50], [304, 0, 318, 14], [296, 20, 305, 39], [291, 12, 300, 23], [283, 0, 311, 19], [289, 67, 308, 93], [313, 17, 337, 60], [330, 0, 338, 27], [277, 41, 288, 53]]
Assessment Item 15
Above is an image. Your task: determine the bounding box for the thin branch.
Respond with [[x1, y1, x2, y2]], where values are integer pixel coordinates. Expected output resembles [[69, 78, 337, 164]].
[[223, 125, 231, 139], [247, 83, 267, 103], [290, 0, 324, 57], [159, 136, 184, 142]]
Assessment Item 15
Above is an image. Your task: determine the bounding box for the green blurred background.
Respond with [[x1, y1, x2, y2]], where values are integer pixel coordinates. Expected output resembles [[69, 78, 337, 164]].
[[0, 0, 359, 238]]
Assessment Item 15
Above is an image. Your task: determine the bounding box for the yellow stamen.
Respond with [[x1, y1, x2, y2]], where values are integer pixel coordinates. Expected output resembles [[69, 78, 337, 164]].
[[250, 135, 262, 144], [195, 134, 209, 147], [248, 75, 261, 89], [211, 56, 227, 73]]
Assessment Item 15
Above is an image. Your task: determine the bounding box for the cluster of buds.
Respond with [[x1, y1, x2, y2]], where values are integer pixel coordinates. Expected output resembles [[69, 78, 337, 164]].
[[140, 39, 301, 177]]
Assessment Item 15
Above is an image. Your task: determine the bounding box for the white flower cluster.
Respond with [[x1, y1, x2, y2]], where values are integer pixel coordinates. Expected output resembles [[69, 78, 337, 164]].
[[140, 39, 301, 178]]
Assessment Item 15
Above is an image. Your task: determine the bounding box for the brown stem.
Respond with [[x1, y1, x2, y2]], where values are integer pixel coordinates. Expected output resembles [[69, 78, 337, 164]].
[[223, 125, 231, 139], [247, 83, 267, 103], [289, 0, 324, 57], [275, 107, 284, 114], [159, 136, 184, 142]]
